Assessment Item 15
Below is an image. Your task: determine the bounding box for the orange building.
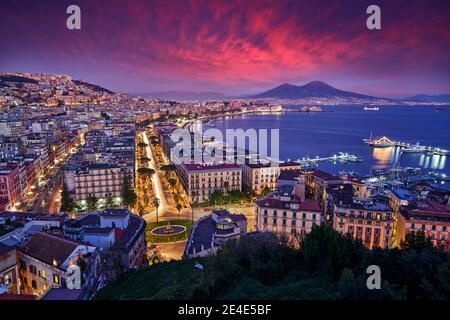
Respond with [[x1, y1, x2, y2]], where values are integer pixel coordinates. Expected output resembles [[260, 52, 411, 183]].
[[396, 201, 450, 250]]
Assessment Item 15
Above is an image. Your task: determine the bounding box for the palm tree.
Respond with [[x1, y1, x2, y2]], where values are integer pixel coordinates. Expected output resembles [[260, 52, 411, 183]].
[[176, 202, 182, 221], [153, 197, 160, 223]]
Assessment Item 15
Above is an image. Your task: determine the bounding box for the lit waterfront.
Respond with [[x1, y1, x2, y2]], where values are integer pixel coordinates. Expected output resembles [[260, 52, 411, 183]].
[[209, 105, 450, 176]]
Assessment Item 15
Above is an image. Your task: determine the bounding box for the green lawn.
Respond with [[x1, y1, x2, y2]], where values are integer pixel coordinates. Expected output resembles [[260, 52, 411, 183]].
[[93, 258, 205, 300], [146, 220, 193, 244]]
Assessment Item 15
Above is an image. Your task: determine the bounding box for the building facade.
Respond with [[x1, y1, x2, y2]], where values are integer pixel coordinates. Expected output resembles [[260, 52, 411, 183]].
[[255, 185, 322, 238], [64, 163, 124, 202], [241, 161, 301, 194], [332, 199, 394, 249], [395, 201, 450, 250], [177, 163, 242, 204], [0, 243, 20, 295], [0, 163, 21, 211]]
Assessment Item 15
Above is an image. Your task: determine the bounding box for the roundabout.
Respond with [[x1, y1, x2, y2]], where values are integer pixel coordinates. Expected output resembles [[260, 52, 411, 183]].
[[146, 220, 192, 244], [151, 223, 186, 236]]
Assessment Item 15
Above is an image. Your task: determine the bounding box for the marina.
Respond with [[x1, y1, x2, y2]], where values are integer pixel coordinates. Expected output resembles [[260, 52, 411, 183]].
[[211, 105, 450, 176], [292, 152, 363, 166], [361, 167, 448, 193], [364, 136, 450, 156]]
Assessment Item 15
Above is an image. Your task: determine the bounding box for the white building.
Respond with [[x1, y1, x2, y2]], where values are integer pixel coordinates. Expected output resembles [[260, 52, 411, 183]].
[[177, 163, 242, 204]]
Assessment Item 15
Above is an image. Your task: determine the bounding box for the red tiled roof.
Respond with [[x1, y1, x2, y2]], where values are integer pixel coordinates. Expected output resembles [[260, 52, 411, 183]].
[[298, 201, 322, 212], [256, 197, 321, 212]]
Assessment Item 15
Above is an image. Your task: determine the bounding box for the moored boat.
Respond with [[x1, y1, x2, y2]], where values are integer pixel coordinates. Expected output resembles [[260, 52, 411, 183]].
[[401, 142, 426, 153]]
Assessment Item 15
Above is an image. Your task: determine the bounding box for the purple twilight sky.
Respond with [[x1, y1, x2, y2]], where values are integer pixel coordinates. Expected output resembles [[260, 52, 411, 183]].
[[0, 0, 449, 98]]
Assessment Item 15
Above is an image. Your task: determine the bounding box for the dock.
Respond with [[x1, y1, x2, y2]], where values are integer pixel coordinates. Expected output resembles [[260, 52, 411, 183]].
[[294, 152, 363, 166], [363, 136, 450, 156]]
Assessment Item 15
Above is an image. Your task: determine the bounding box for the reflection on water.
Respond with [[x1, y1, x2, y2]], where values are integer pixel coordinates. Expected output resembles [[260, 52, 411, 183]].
[[373, 147, 446, 170], [418, 154, 446, 169], [212, 106, 450, 175], [372, 147, 393, 162], [372, 146, 402, 168]]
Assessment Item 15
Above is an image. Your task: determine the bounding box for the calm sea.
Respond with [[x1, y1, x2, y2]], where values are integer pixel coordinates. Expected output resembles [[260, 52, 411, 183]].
[[207, 105, 450, 179]]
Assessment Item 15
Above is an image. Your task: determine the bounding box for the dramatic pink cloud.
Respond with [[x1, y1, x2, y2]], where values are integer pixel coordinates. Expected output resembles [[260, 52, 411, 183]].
[[0, 0, 449, 97]]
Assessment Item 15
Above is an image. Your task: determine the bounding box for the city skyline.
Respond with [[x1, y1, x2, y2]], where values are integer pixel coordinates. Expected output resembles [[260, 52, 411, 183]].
[[1, 0, 449, 98], [1, 1, 450, 303]]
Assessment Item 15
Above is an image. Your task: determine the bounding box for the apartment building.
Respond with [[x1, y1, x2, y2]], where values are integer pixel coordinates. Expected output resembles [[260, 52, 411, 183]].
[[255, 185, 322, 238], [18, 232, 97, 298], [241, 161, 300, 194], [395, 201, 450, 250], [329, 184, 394, 249], [177, 163, 242, 204], [0, 163, 21, 211], [303, 169, 343, 201], [0, 243, 20, 295], [64, 163, 124, 202]]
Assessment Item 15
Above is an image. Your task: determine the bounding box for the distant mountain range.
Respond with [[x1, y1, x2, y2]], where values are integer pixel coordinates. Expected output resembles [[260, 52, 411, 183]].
[[403, 94, 450, 103], [132, 91, 227, 101], [249, 81, 380, 100], [132, 80, 450, 103]]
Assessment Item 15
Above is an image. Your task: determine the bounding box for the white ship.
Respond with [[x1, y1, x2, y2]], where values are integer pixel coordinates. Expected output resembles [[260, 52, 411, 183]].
[[363, 107, 380, 111]]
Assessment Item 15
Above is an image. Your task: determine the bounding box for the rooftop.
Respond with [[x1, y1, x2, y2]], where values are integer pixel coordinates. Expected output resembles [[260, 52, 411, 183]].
[[21, 233, 79, 269], [184, 163, 241, 172], [402, 201, 450, 221], [278, 169, 302, 181], [101, 208, 130, 218], [391, 188, 415, 201], [256, 197, 321, 212], [83, 227, 114, 235], [0, 242, 14, 256], [310, 169, 342, 182]]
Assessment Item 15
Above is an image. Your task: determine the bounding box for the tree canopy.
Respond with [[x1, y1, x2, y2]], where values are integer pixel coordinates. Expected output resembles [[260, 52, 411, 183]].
[[94, 225, 450, 300]]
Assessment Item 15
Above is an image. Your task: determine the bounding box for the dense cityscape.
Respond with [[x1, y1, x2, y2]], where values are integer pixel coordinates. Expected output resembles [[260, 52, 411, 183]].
[[1, 1, 449, 311], [0, 71, 449, 301]]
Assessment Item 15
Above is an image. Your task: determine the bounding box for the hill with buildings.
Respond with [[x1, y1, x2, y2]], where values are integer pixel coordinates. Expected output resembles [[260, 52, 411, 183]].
[[132, 91, 227, 101]]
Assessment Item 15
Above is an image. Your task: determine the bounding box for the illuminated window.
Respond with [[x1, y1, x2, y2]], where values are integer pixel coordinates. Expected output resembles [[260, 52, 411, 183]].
[[4, 274, 12, 286], [53, 274, 60, 284]]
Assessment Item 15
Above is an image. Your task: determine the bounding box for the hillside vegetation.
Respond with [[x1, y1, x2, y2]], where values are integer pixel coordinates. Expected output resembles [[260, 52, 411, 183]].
[[94, 225, 450, 300]]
